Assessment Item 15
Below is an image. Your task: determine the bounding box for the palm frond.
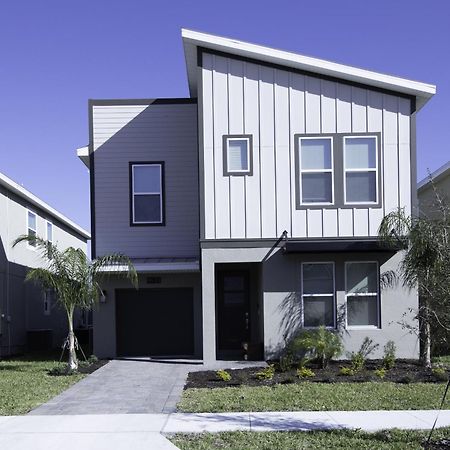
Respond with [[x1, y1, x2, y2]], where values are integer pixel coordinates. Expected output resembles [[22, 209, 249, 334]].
[[91, 253, 138, 289]]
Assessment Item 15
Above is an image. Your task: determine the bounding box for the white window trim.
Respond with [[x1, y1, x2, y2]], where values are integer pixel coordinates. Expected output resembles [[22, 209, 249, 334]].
[[225, 137, 251, 174], [301, 261, 336, 329], [345, 261, 381, 329], [299, 136, 334, 206], [343, 135, 379, 205], [131, 163, 163, 225], [46, 220, 53, 244], [27, 209, 37, 250]]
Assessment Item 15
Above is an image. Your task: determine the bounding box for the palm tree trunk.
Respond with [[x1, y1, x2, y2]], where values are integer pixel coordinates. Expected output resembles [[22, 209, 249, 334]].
[[67, 308, 78, 373]]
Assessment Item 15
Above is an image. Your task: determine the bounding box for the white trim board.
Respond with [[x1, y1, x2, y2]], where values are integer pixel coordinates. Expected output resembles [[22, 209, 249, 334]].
[[182, 28, 436, 110]]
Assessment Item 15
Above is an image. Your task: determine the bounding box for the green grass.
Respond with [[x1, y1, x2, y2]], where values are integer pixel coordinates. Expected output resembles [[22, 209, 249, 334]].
[[433, 355, 450, 366], [178, 382, 450, 413], [170, 428, 450, 450], [0, 353, 85, 415]]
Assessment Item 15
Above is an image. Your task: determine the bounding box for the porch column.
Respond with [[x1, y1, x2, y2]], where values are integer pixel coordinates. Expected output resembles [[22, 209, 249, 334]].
[[201, 249, 216, 362]]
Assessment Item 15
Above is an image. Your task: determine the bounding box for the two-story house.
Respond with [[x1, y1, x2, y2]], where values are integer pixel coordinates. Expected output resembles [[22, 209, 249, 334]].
[[80, 30, 435, 362], [0, 171, 90, 357]]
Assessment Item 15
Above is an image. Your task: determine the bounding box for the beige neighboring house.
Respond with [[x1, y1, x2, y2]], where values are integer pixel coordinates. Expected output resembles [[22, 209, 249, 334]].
[[0, 171, 90, 357], [418, 161, 450, 217]]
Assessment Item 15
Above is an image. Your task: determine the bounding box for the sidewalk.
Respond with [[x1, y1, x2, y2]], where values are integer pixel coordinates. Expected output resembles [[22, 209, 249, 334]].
[[0, 410, 449, 449]]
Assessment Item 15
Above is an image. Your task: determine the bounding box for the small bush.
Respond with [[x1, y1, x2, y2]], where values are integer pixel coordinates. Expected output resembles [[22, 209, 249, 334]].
[[87, 355, 99, 364], [374, 367, 386, 379], [297, 367, 315, 378], [348, 337, 379, 372], [216, 369, 231, 382], [382, 341, 396, 370], [289, 326, 343, 369], [278, 353, 294, 372], [255, 364, 275, 380], [339, 366, 356, 376], [432, 367, 448, 381]]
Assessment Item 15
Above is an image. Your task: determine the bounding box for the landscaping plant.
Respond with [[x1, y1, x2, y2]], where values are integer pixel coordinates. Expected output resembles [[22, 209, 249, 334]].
[[289, 326, 343, 369], [297, 367, 315, 378], [374, 367, 386, 379], [382, 340, 396, 370], [13, 235, 137, 373], [216, 370, 232, 382], [348, 337, 379, 372], [255, 364, 275, 380]]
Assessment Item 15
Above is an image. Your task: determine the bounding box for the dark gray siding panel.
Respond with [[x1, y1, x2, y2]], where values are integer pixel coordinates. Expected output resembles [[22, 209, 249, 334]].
[[93, 103, 199, 258]]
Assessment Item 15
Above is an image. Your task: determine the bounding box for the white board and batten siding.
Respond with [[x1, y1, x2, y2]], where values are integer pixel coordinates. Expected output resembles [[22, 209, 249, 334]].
[[200, 53, 412, 240]]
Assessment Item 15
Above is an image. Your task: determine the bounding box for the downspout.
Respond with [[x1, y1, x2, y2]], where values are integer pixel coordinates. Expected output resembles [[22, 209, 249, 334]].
[[5, 191, 11, 356]]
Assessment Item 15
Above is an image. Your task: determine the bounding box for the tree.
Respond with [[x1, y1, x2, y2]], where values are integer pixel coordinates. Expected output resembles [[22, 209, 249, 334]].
[[378, 196, 450, 367], [13, 235, 138, 372]]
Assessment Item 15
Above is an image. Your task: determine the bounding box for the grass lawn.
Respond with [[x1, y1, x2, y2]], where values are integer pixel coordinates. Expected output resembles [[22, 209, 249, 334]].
[[178, 382, 450, 413], [170, 428, 450, 450], [0, 353, 85, 415]]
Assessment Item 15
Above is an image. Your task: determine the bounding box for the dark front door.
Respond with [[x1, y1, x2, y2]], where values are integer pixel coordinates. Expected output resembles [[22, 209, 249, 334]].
[[115, 288, 194, 357], [217, 271, 250, 358]]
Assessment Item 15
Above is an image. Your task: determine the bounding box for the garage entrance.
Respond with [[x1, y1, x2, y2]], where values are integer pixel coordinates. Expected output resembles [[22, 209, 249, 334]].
[[115, 288, 194, 357]]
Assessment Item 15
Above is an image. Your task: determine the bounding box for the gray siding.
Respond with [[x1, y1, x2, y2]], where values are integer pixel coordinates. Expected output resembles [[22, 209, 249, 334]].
[[200, 53, 412, 240], [93, 103, 199, 258]]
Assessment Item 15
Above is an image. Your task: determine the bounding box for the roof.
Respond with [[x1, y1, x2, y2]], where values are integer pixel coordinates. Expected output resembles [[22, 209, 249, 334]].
[[182, 29, 436, 110], [418, 161, 450, 191], [0, 171, 91, 240]]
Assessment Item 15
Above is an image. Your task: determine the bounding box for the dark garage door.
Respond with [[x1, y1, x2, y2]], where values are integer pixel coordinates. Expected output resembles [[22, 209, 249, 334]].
[[115, 288, 194, 357]]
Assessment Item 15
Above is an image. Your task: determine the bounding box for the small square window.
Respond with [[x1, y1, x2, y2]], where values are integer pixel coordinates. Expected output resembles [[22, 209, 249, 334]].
[[223, 135, 253, 176]]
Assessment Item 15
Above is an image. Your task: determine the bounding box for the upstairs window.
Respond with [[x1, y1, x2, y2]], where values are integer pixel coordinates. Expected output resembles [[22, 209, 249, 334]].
[[223, 135, 253, 175], [299, 138, 333, 205], [46, 221, 53, 244], [43, 289, 54, 316], [344, 136, 378, 204], [346, 262, 380, 328], [130, 163, 164, 225], [302, 262, 335, 328], [27, 211, 37, 247]]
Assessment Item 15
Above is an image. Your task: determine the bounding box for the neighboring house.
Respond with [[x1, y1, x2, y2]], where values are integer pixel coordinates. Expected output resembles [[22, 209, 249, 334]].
[[418, 161, 450, 218], [0, 171, 90, 357], [79, 29, 435, 362]]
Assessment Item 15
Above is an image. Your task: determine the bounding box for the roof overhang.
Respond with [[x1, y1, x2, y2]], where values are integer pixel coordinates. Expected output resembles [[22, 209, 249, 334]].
[[283, 238, 402, 254], [77, 145, 90, 169], [182, 29, 436, 111], [0, 172, 90, 240], [100, 258, 200, 273], [418, 161, 450, 192]]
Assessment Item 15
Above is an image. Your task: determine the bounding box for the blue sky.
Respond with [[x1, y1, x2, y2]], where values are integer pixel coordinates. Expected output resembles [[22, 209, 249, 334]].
[[0, 0, 448, 231]]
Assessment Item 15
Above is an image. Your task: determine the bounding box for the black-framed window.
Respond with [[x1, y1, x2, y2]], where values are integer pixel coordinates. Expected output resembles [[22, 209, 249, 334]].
[[223, 135, 253, 176], [130, 162, 165, 226], [295, 132, 381, 209]]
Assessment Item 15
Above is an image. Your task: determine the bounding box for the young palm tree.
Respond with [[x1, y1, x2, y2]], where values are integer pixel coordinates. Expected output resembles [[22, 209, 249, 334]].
[[13, 235, 138, 372], [378, 203, 450, 367]]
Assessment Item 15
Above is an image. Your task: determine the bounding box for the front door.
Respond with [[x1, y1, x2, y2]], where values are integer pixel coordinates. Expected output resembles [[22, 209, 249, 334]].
[[217, 271, 250, 359]]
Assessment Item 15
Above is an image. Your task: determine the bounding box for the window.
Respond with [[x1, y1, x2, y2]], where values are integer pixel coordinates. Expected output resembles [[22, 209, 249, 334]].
[[299, 137, 333, 204], [43, 289, 54, 316], [223, 135, 253, 175], [302, 262, 335, 327], [344, 136, 378, 204], [346, 262, 380, 327], [130, 163, 164, 225], [46, 221, 53, 243], [27, 211, 37, 247]]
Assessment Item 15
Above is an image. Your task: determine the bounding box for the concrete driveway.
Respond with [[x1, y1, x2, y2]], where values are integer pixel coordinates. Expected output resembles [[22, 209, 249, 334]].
[[29, 359, 263, 415]]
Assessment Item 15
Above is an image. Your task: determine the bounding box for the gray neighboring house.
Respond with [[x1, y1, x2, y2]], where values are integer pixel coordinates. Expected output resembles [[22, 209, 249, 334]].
[[0, 171, 90, 357], [418, 161, 450, 218], [79, 29, 436, 362]]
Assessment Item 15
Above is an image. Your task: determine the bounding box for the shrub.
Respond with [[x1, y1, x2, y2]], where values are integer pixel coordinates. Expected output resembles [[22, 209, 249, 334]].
[[87, 355, 99, 364], [432, 367, 448, 381], [348, 337, 379, 372], [278, 352, 294, 373], [289, 326, 343, 369], [339, 366, 355, 376], [382, 341, 396, 370], [374, 367, 386, 379], [297, 367, 315, 378], [216, 369, 231, 382], [255, 364, 275, 380]]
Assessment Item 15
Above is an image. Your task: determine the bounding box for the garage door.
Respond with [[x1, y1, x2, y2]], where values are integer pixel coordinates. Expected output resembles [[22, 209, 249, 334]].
[[115, 288, 194, 357]]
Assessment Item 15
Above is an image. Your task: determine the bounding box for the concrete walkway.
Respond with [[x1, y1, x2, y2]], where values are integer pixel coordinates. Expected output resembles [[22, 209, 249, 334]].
[[30, 359, 264, 415], [1, 411, 450, 449]]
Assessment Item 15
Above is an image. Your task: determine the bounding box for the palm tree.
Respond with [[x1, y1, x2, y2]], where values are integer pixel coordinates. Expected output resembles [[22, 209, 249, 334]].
[[13, 235, 138, 372], [378, 204, 450, 367]]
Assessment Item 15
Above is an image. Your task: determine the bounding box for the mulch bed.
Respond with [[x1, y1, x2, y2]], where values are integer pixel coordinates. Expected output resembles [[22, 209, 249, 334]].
[[185, 360, 449, 389], [77, 359, 108, 374]]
